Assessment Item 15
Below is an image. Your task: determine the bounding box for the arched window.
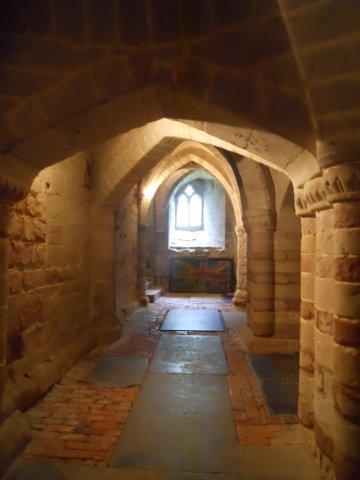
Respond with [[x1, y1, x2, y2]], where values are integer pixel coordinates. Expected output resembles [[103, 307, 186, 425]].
[[175, 183, 204, 231]]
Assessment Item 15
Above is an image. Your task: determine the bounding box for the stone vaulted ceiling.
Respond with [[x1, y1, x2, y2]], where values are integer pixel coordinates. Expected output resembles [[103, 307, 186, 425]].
[[0, 0, 359, 164]]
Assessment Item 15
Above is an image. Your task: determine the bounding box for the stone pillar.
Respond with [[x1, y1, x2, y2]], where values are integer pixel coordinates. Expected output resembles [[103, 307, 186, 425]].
[[332, 199, 360, 479], [154, 230, 167, 287], [136, 185, 149, 307], [246, 220, 275, 337], [296, 160, 360, 479], [297, 175, 337, 471], [324, 162, 360, 480], [233, 225, 247, 307], [313, 205, 336, 466], [90, 206, 121, 343], [299, 216, 316, 428]]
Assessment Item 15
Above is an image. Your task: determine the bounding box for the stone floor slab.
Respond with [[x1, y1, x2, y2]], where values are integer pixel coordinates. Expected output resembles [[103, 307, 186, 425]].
[[222, 311, 247, 330], [88, 356, 148, 387], [5, 459, 166, 480], [109, 373, 240, 474], [149, 335, 228, 374], [161, 309, 224, 332], [165, 473, 268, 480], [238, 445, 322, 479], [59, 462, 165, 479], [4, 458, 67, 480]]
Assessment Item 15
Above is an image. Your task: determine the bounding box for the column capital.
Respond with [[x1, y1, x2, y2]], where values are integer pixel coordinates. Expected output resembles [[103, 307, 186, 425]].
[[323, 161, 360, 204], [296, 161, 360, 217], [295, 176, 329, 217]]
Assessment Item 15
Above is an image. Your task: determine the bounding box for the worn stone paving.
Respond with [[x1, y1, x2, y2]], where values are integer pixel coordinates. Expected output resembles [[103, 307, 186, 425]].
[[22, 294, 306, 468]]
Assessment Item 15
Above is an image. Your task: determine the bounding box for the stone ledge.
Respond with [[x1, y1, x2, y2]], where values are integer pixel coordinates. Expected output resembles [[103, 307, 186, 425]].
[[145, 288, 163, 303]]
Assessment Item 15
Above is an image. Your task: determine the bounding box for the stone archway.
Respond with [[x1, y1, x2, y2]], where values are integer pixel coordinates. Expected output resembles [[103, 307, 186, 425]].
[[146, 164, 239, 296], [0, 3, 359, 476], [130, 141, 244, 307]]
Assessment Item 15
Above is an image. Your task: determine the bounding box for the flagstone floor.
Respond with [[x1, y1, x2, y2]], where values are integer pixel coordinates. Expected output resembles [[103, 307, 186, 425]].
[[5, 294, 322, 479]]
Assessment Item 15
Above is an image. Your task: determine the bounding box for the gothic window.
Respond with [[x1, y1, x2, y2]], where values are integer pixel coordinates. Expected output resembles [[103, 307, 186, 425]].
[[175, 183, 204, 231]]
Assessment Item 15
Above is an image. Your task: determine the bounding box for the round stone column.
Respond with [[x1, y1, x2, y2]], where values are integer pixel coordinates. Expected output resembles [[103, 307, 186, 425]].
[[324, 162, 360, 480], [298, 160, 360, 479], [246, 221, 275, 337], [298, 215, 316, 428], [313, 204, 336, 466], [233, 225, 247, 307]]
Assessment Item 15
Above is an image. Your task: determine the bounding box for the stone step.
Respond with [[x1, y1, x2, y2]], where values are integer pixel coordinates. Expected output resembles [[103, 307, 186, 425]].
[[145, 288, 163, 303]]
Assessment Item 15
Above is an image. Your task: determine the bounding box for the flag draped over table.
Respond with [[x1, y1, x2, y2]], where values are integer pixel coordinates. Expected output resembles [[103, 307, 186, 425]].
[[170, 258, 234, 293]]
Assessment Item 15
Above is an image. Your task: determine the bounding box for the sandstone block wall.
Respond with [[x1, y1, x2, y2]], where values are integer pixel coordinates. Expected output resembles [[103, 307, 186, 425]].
[[4, 153, 93, 415], [116, 186, 138, 315], [274, 187, 301, 339]]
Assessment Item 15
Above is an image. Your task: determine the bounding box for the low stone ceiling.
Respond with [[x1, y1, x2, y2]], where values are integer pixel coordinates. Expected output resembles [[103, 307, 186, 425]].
[[0, 0, 359, 163]]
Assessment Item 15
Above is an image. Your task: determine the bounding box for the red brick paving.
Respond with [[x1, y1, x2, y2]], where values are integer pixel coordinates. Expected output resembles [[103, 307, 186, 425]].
[[25, 381, 139, 466], [221, 329, 303, 446], [23, 294, 306, 467]]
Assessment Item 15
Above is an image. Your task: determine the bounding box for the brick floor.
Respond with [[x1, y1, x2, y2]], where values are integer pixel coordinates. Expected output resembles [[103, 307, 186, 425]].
[[23, 294, 306, 467]]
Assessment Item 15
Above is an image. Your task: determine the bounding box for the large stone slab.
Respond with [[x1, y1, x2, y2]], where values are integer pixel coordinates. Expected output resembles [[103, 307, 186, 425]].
[[238, 445, 322, 479], [88, 356, 148, 388], [149, 335, 228, 374], [222, 311, 247, 330], [160, 309, 224, 332], [4, 458, 165, 480], [165, 474, 260, 480], [109, 373, 240, 474], [4, 458, 66, 480]]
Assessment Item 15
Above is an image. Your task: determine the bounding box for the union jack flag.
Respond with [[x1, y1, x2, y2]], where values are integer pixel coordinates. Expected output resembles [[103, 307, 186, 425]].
[[170, 258, 234, 293]]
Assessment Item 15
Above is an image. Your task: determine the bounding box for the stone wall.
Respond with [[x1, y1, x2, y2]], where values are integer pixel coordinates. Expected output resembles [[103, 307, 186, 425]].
[[3, 153, 93, 415], [274, 185, 301, 339], [149, 192, 238, 290], [116, 186, 138, 316]]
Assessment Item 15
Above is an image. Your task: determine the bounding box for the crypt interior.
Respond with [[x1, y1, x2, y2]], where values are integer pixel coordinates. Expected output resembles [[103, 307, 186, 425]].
[[0, 1, 359, 479]]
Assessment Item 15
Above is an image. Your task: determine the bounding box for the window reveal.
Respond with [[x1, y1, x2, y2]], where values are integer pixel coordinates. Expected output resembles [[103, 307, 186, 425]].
[[175, 183, 204, 231]]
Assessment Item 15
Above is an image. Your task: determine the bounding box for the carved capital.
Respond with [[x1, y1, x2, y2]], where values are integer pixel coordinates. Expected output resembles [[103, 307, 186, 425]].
[[295, 176, 330, 216], [323, 162, 360, 203], [295, 161, 360, 217]]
